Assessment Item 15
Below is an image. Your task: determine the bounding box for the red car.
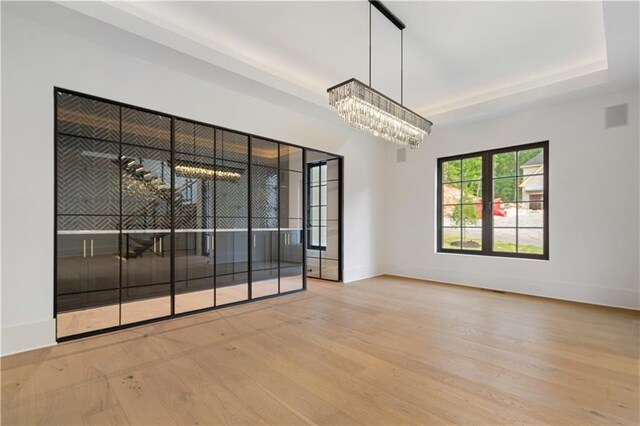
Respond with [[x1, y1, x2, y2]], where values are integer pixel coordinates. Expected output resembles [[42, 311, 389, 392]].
[[474, 198, 507, 217]]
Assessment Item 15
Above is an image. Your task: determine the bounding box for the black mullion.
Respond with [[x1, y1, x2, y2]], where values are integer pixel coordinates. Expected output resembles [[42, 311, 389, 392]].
[[482, 151, 492, 254], [319, 163, 323, 279], [515, 149, 520, 254], [170, 117, 176, 316], [213, 128, 217, 307], [302, 149, 308, 289], [277, 143, 281, 294], [437, 158, 443, 251], [543, 143, 549, 258], [248, 136, 252, 300], [118, 105, 123, 326], [53, 89, 59, 323]]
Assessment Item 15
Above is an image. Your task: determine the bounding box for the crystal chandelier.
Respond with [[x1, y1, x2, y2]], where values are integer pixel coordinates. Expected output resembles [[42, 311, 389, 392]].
[[327, 1, 432, 149]]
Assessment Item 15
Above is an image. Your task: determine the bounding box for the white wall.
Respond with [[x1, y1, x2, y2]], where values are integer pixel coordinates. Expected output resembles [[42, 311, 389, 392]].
[[0, 3, 387, 355], [2, 1, 638, 356], [384, 88, 640, 309]]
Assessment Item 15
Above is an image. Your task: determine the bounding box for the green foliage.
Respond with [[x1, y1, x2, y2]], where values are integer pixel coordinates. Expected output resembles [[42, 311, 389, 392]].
[[452, 190, 480, 229], [443, 148, 543, 203], [442, 160, 461, 182]]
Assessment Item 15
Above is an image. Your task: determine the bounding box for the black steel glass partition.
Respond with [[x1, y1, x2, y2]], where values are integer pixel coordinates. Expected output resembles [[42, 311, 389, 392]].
[[54, 89, 335, 340]]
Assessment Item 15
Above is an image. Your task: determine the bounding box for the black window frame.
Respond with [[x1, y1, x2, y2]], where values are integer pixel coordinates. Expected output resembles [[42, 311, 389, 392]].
[[437, 141, 549, 260], [306, 161, 327, 251]]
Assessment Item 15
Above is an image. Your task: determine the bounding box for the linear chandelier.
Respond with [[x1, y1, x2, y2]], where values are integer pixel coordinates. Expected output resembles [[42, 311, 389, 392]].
[[175, 163, 243, 181], [327, 0, 432, 149]]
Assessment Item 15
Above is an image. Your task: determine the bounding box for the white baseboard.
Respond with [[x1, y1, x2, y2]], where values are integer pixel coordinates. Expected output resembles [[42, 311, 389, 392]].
[[1, 319, 56, 356], [343, 264, 384, 283], [384, 264, 640, 310]]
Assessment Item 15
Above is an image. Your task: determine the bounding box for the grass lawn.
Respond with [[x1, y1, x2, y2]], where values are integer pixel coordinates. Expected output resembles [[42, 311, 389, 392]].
[[443, 233, 543, 254]]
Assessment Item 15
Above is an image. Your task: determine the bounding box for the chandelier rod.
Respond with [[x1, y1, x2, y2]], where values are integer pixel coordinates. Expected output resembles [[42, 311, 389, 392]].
[[368, 0, 406, 105], [369, 2, 372, 86], [401, 30, 404, 105]]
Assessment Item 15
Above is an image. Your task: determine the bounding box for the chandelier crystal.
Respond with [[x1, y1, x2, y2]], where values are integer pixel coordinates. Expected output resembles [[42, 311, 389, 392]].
[[328, 79, 432, 149]]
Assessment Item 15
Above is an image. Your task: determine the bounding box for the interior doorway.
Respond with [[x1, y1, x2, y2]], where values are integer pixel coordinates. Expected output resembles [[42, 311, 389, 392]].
[[305, 149, 343, 282]]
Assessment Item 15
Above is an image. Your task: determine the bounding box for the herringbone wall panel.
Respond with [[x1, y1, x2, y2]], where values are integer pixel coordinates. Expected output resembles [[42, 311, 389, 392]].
[[57, 135, 120, 216], [216, 160, 249, 223], [57, 214, 119, 231], [216, 129, 248, 163], [57, 92, 120, 141], [251, 165, 279, 219], [122, 107, 171, 150]]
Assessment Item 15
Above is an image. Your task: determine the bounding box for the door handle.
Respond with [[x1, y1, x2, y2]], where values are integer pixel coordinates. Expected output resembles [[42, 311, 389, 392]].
[[90, 239, 94, 257], [153, 238, 157, 253], [83, 240, 86, 258], [159, 237, 163, 253], [253, 234, 256, 247]]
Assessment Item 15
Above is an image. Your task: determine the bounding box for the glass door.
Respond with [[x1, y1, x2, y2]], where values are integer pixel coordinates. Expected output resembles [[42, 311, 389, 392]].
[[120, 108, 173, 324], [56, 92, 121, 338], [250, 138, 280, 298], [306, 151, 342, 282], [280, 145, 304, 292], [215, 130, 250, 305], [174, 120, 216, 313]]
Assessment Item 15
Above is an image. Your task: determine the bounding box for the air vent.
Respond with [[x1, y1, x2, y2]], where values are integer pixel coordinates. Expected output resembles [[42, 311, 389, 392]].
[[397, 147, 407, 163], [605, 104, 628, 128]]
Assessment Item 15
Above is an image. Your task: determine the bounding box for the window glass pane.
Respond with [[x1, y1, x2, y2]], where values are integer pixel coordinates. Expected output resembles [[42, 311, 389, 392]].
[[516, 203, 544, 227], [216, 130, 248, 163], [310, 206, 320, 225], [442, 160, 462, 182], [493, 151, 516, 178], [493, 203, 512, 227], [311, 226, 320, 247], [443, 205, 461, 226], [461, 181, 482, 201], [518, 228, 544, 254], [251, 138, 279, 168], [518, 148, 544, 175], [310, 184, 320, 206], [493, 228, 517, 253], [216, 272, 248, 306], [311, 164, 320, 183], [121, 108, 171, 150], [320, 165, 328, 183], [518, 175, 544, 201], [442, 183, 462, 205], [326, 159, 340, 181], [462, 228, 482, 250], [442, 227, 462, 250], [462, 156, 482, 181], [493, 177, 517, 203], [461, 204, 482, 227], [279, 145, 303, 172]]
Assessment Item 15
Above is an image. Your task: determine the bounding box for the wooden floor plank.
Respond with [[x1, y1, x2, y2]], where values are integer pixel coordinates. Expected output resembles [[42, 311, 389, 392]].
[[2, 276, 639, 425]]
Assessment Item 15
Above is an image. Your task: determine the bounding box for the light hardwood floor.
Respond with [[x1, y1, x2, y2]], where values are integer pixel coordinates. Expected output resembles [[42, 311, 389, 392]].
[[2, 276, 639, 425]]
